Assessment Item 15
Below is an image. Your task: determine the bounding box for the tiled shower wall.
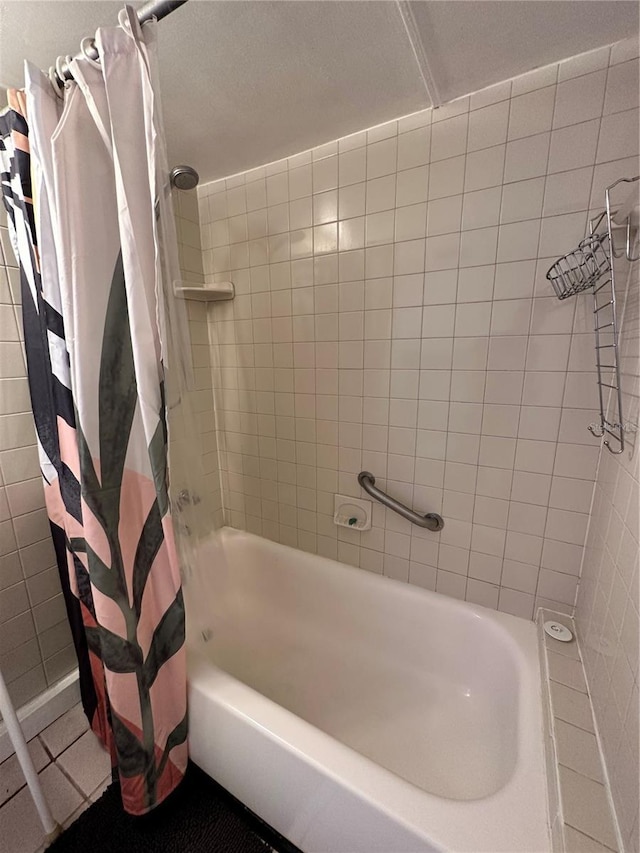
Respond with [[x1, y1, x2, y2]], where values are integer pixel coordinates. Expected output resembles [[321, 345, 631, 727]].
[[575, 250, 639, 848], [0, 228, 75, 713], [198, 37, 639, 621]]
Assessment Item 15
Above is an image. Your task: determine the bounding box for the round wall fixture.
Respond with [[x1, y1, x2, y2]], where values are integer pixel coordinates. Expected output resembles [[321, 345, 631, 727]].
[[170, 165, 199, 190], [543, 621, 574, 643]]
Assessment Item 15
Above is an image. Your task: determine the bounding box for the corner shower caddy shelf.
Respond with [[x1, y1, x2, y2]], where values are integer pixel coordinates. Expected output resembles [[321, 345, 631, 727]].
[[546, 176, 639, 455], [174, 281, 235, 301]]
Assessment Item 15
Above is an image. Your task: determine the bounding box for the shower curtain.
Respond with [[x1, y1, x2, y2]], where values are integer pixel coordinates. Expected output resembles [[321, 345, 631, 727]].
[[0, 9, 187, 814]]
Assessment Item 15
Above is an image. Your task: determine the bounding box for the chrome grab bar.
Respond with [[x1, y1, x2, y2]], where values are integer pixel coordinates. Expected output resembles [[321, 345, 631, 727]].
[[357, 472, 444, 531]]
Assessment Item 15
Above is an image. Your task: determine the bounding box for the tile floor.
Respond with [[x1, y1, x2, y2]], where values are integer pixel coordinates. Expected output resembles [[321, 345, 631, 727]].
[[0, 704, 111, 853]]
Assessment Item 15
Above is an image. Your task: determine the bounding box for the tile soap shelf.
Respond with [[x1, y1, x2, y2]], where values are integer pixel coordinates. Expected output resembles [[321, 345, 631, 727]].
[[174, 281, 235, 302], [546, 176, 639, 455]]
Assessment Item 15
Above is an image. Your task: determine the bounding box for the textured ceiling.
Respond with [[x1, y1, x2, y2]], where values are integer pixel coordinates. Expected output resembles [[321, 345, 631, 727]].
[[0, 0, 637, 181]]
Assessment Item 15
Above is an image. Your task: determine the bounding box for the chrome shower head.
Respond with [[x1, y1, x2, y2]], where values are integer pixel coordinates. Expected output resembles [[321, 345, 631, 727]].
[[170, 165, 199, 191]]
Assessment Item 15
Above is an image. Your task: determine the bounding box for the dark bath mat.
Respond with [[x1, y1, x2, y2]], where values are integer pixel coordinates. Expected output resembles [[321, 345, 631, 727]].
[[48, 761, 302, 853]]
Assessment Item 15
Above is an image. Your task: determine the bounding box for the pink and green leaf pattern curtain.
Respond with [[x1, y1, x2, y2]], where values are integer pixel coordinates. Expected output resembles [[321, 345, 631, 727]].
[[0, 8, 187, 814]]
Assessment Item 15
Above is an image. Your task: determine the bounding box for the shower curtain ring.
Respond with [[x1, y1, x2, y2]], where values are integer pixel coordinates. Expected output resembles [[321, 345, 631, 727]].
[[118, 6, 146, 36], [80, 37, 100, 65], [55, 55, 72, 87], [48, 66, 64, 100], [118, 7, 132, 30]]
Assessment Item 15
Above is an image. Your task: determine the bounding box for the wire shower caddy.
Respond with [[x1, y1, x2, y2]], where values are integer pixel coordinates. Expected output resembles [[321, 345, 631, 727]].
[[546, 176, 639, 455]]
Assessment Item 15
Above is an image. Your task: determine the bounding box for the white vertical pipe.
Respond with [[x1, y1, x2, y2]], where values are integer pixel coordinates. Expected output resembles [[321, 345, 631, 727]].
[[0, 668, 60, 839]]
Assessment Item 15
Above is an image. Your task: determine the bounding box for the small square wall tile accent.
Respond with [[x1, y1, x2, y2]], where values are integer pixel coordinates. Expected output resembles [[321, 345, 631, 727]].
[[538, 610, 621, 852]]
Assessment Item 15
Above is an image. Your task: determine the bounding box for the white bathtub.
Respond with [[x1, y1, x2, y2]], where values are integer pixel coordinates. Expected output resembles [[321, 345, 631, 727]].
[[185, 527, 549, 853]]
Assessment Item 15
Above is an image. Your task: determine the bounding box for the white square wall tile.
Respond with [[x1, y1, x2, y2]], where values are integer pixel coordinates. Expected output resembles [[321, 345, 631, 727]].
[[462, 188, 502, 231], [431, 115, 468, 162], [313, 156, 338, 192], [498, 587, 534, 619], [465, 146, 505, 192], [436, 569, 467, 600], [427, 196, 462, 237], [396, 166, 429, 207], [548, 119, 600, 173], [491, 299, 532, 336], [504, 133, 550, 182], [508, 87, 555, 140], [469, 551, 503, 583], [468, 101, 510, 152], [604, 58, 640, 116], [425, 234, 460, 272], [558, 45, 610, 80], [395, 204, 427, 242], [366, 176, 396, 213], [501, 559, 539, 594], [494, 261, 536, 300], [339, 148, 366, 187], [339, 183, 366, 219], [466, 578, 499, 609], [596, 108, 640, 163], [539, 213, 587, 259], [538, 569, 578, 605], [543, 168, 593, 217], [553, 70, 607, 129], [518, 406, 561, 442], [455, 302, 491, 337], [470, 80, 512, 110], [497, 221, 540, 263], [512, 64, 558, 97], [501, 179, 545, 224], [394, 239, 426, 275], [515, 438, 556, 474], [460, 227, 498, 268], [397, 127, 430, 171], [367, 138, 398, 180]]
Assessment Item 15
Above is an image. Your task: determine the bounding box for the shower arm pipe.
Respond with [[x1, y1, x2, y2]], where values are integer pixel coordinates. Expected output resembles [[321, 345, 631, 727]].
[[0, 668, 60, 840], [53, 0, 189, 84], [358, 471, 444, 531]]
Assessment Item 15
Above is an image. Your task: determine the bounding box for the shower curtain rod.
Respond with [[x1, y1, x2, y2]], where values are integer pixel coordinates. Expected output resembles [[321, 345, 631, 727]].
[[53, 0, 189, 84]]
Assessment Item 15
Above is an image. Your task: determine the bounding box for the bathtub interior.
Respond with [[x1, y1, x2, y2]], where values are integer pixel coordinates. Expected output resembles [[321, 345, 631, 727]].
[[185, 528, 522, 802]]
